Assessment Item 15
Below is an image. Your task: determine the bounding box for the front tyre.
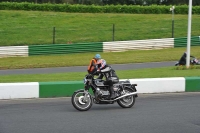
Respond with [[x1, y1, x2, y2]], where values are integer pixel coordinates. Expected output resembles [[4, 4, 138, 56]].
[[117, 87, 136, 108], [71, 90, 92, 111]]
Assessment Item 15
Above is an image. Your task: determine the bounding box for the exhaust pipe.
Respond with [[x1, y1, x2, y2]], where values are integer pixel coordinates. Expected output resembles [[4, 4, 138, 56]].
[[100, 92, 138, 102]]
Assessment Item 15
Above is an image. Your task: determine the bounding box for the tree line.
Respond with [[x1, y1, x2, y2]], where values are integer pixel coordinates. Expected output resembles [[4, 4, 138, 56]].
[[0, 0, 200, 6]]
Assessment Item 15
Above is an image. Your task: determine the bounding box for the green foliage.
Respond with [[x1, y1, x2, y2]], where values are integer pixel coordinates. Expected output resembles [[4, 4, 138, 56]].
[[1, 0, 200, 5], [175, 65, 200, 70], [0, 2, 200, 14], [193, 6, 200, 14]]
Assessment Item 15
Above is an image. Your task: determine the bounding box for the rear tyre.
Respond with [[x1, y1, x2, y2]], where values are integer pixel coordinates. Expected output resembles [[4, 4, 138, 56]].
[[117, 87, 135, 108], [71, 90, 92, 111]]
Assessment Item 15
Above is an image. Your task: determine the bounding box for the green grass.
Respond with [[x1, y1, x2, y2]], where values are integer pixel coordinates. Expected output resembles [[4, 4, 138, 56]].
[[0, 10, 199, 82], [0, 66, 200, 83], [1, 47, 200, 83], [0, 10, 200, 46], [0, 46, 200, 70]]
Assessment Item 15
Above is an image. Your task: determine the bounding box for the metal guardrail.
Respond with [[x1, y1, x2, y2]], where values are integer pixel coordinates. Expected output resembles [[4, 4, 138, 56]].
[[174, 36, 200, 47], [103, 38, 174, 52], [28, 42, 103, 56], [0, 46, 28, 58], [0, 36, 199, 58]]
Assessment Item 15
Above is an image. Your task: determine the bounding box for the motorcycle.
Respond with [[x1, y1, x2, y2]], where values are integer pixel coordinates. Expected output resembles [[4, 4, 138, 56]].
[[71, 67, 138, 111], [175, 57, 200, 66]]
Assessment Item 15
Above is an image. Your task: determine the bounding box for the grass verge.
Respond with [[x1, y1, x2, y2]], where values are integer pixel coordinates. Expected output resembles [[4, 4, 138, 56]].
[[0, 47, 200, 70], [0, 66, 200, 83]]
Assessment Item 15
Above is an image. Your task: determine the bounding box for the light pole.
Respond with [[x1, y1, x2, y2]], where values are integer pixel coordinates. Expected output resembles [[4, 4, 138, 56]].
[[186, 0, 193, 68], [170, 6, 175, 38]]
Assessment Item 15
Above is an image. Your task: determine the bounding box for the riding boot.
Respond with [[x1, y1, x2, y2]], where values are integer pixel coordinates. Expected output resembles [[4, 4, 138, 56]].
[[109, 86, 115, 99]]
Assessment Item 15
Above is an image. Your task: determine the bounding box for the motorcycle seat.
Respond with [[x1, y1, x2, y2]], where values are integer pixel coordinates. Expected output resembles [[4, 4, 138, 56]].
[[119, 80, 131, 84]]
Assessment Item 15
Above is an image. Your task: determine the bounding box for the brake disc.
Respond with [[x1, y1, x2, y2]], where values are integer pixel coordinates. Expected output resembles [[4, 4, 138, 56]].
[[78, 96, 86, 105]]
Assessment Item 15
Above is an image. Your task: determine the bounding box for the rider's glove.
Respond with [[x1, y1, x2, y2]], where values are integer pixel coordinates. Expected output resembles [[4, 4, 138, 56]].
[[97, 69, 100, 74]]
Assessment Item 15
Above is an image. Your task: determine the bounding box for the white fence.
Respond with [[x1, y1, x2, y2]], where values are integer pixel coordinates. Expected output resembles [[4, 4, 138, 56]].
[[103, 38, 174, 52], [0, 46, 28, 58]]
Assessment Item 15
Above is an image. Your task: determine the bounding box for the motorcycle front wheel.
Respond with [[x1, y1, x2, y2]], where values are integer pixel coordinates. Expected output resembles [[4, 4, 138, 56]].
[[71, 90, 92, 111], [117, 87, 136, 108]]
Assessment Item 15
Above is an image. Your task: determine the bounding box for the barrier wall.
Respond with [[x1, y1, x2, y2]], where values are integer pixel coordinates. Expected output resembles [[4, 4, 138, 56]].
[[127, 77, 185, 93], [39, 81, 84, 98], [0, 82, 39, 99], [185, 77, 200, 92], [0, 77, 199, 99]]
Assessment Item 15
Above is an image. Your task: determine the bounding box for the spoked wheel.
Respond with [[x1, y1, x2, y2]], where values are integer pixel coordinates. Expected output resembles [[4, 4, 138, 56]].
[[117, 87, 135, 108], [71, 90, 92, 111]]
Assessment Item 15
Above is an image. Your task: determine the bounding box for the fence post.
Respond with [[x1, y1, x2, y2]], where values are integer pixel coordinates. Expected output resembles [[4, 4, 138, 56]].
[[53, 27, 55, 44], [170, 6, 175, 38], [112, 24, 115, 41]]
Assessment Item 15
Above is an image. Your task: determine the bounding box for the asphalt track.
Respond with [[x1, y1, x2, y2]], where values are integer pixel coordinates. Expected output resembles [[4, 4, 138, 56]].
[[0, 61, 177, 75], [2, 61, 200, 133], [0, 92, 200, 133]]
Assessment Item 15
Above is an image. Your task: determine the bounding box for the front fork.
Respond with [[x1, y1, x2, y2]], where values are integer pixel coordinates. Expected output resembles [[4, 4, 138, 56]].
[[83, 90, 90, 102]]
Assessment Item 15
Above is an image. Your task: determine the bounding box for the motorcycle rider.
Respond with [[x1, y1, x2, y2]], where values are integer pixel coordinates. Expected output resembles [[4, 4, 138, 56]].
[[96, 58, 107, 79], [96, 58, 119, 99], [87, 54, 101, 74], [178, 51, 194, 65]]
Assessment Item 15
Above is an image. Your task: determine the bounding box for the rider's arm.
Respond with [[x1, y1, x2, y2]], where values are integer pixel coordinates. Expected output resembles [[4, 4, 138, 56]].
[[91, 60, 96, 67], [87, 59, 96, 73], [87, 61, 92, 72], [99, 60, 106, 70]]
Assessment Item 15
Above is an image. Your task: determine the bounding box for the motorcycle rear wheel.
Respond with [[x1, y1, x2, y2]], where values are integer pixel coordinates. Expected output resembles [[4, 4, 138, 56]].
[[117, 87, 136, 108], [71, 90, 92, 111]]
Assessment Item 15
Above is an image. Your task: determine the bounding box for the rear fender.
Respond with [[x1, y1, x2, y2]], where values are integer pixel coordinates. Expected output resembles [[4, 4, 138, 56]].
[[124, 86, 138, 98], [131, 84, 138, 97], [131, 84, 137, 91]]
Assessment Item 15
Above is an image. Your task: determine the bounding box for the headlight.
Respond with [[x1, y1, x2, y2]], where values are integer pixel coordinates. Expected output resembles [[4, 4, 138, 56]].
[[83, 78, 87, 84]]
